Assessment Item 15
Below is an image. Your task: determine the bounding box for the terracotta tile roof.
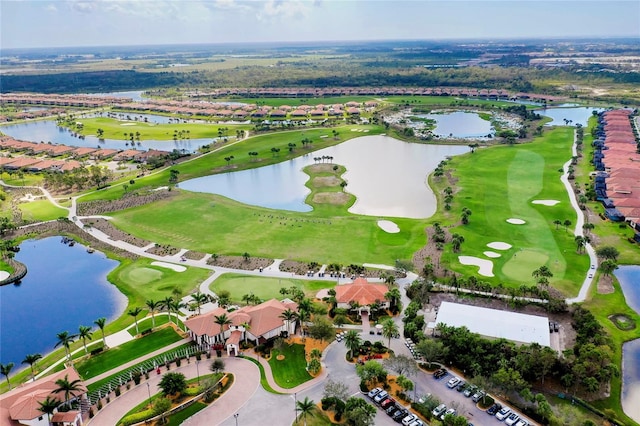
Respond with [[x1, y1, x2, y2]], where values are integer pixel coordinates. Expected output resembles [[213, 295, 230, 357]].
[[51, 410, 80, 422], [226, 330, 242, 347], [335, 278, 388, 306]]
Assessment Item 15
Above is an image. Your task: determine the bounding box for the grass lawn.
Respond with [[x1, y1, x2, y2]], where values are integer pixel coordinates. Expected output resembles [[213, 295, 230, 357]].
[[165, 401, 207, 426], [127, 313, 174, 336], [211, 273, 333, 303], [382, 95, 533, 109], [18, 199, 68, 222], [436, 127, 589, 295], [76, 327, 183, 379], [268, 343, 312, 389], [297, 408, 335, 426], [239, 356, 282, 394]]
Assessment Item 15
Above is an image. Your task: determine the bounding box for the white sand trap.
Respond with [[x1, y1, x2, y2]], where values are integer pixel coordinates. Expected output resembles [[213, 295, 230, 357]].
[[487, 242, 512, 250], [506, 218, 526, 225], [351, 129, 358, 131], [484, 251, 501, 258], [120, 123, 136, 126], [377, 220, 400, 233], [0, 271, 10, 281], [364, 129, 370, 132], [532, 199, 560, 206], [458, 256, 495, 277], [151, 261, 186, 272]]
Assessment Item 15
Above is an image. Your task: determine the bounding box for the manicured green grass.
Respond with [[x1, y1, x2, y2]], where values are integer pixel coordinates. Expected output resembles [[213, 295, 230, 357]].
[[18, 199, 68, 222], [76, 327, 183, 379], [211, 273, 333, 303], [268, 343, 312, 389], [437, 127, 589, 295], [0, 259, 13, 274], [127, 314, 173, 336], [239, 356, 283, 394], [228, 96, 374, 107], [296, 408, 334, 426], [165, 401, 207, 425], [382, 95, 536, 109]]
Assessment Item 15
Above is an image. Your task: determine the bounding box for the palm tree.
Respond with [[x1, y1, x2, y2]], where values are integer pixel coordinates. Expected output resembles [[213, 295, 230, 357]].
[[381, 318, 399, 348], [161, 296, 175, 324], [191, 292, 208, 315], [385, 287, 402, 312], [94, 317, 108, 349], [279, 308, 298, 335], [78, 325, 93, 356], [296, 396, 316, 426], [128, 307, 143, 335], [54, 374, 84, 408], [0, 362, 14, 389], [169, 299, 186, 330], [146, 299, 162, 328], [240, 321, 252, 343], [55, 331, 77, 361], [344, 330, 362, 359], [22, 353, 42, 381], [38, 395, 60, 425], [553, 219, 562, 230], [214, 313, 232, 341]]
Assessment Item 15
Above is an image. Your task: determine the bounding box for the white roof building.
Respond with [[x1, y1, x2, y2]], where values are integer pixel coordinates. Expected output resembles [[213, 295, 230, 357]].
[[434, 301, 550, 347]]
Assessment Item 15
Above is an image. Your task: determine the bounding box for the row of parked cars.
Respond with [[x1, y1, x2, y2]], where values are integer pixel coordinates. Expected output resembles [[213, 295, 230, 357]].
[[367, 387, 424, 426], [435, 368, 531, 426]]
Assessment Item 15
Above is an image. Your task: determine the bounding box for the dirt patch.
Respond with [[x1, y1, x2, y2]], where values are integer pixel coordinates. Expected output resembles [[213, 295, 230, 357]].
[[279, 259, 405, 279], [608, 314, 636, 331], [145, 244, 180, 256], [276, 354, 286, 361], [287, 336, 330, 358], [312, 176, 341, 187], [412, 225, 450, 277], [84, 217, 152, 248], [207, 255, 272, 270], [307, 164, 335, 173], [312, 192, 350, 205], [76, 188, 177, 216], [597, 275, 615, 294], [183, 250, 207, 261]]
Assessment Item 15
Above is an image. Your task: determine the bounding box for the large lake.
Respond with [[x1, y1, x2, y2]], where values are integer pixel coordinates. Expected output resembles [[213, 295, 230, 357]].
[[424, 111, 493, 138], [534, 106, 604, 127], [0, 237, 125, 367], [615, 265, 640, 424], [180, 135, 468, 218]]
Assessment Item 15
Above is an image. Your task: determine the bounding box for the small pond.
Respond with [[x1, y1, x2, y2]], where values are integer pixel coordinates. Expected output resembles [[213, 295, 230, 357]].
[[0, 237, 125, 367], [0, 120, 207, 153], [422, 111, 493, 138], [534, 106, 604, 127], [615, 265, 640, 424], [85, 90, 146, 101], [180, 135, 468, 218]]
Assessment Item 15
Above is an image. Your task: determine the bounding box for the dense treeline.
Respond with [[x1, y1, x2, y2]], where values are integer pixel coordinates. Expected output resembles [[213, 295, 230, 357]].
[[0, 62, 627, 97]]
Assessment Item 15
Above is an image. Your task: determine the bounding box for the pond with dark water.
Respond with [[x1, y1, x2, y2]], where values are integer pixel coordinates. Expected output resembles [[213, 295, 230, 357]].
[[180, 135, 468, 218], [0, 237, 125, 367]]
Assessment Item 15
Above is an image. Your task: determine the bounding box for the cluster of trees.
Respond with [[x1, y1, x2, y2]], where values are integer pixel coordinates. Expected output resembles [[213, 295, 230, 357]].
[[42, 165, 114, 191]]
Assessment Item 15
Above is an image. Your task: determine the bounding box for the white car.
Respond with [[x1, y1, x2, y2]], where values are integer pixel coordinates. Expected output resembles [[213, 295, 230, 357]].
[[440, 408, 456, 420], [505, 412, 520, 426], [432, 404, 447, 417], [588, 273, 594, 278], [496, 406, 512, 421], [591, 264, 596, 269], [515, 419, 528, 426], [409, 420, 424, 426], [367, 387, 382, 398], [401, 413, 417, 425], [446, 377, 461, 388], [374, 390, 389, 403]]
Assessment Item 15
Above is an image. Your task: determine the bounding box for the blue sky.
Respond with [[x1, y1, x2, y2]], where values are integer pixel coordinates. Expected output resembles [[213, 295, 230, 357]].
[[1, 0, 639, 49]]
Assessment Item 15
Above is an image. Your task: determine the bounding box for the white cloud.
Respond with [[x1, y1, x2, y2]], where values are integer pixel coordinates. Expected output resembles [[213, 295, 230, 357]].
[[257, 0, 314, 20], [45, 3, 58, 12]]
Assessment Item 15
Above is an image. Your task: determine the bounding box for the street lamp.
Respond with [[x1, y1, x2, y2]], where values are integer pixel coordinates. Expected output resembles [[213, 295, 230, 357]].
[[146, 382, 151, 408], [196, 359, 200, 385], [294, 392, 298, 424], [234, 413, 239, 426]]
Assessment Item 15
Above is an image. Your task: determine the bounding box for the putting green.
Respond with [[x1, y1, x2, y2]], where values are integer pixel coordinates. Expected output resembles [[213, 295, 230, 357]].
[[211, 273, 333, 303], [122, 267, 163, 285], [501, 249, 549, 283]]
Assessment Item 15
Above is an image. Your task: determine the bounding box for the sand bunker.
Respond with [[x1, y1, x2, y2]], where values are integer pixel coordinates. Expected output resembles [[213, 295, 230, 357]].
[[483, 251, 501, 258], [120, 123, 136, 126], [458, 256, 495, 277], [151, 261, 186, 272], [506, 218, 526, 225], [377, 220, 400, 233], [0, 271, 10, 281], [487, 242, 512, 250], [532, 200, 560, 206]]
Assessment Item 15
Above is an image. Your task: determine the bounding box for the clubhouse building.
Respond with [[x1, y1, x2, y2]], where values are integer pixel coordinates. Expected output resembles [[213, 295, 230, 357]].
[[334, 277, 389, 314]]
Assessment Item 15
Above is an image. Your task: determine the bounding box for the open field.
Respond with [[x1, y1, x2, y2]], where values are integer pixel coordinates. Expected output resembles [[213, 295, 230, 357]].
[[268, 343, 312, 389], [210, 273, 333, 303], [438, 127, 589, 295], [18, 199, 67, 222]]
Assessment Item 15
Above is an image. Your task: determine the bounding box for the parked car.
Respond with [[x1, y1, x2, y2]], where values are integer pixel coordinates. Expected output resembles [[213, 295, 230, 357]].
[[386, 404, 400, 416], [496, 406, 512, 421], [402, 413, 418, 426], [591, 264, 596, 269], [447, 377, 461, 388], [456, 381, 466, 391], [487, 403, 502, 415], [440, 408, 457, 420], [392, 408, 409, 422], [367, 387, 382, 398], [432, 404, 447, 417], [588, 273, 594, 278], [472, 390, 486, 402], [553, 322, 559, 332], [381, 398, 396, 409], [549, 321, 554, 332], [433, 368, 447, 379], [514, 419, 528, 426], [409, 420, 424, 426], [374, 390, 389, 404], [463, 385, 477, 397], [505, 413, 520, 426]]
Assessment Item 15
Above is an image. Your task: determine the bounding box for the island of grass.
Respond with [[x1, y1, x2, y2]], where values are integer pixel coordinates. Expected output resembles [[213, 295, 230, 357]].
[[303, 163, 354, 209]]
